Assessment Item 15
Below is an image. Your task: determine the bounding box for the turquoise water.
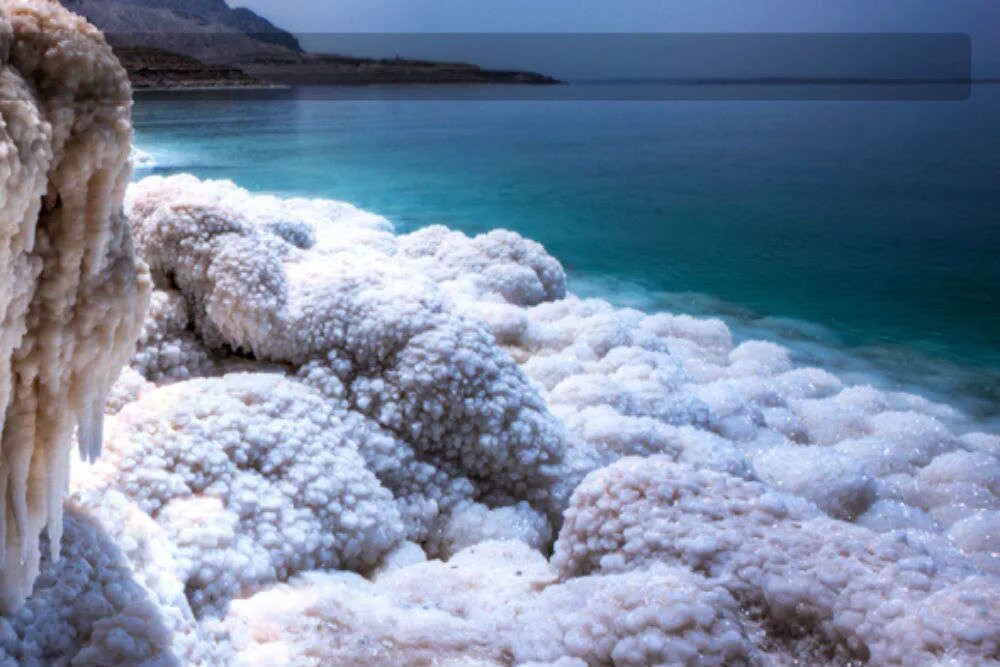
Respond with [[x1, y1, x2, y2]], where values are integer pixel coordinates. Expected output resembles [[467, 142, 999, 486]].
[[131, 85, 1000, 420]]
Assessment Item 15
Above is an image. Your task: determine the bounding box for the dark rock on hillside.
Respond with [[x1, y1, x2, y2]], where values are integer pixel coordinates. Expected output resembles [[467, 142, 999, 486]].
[[239, 53, 561, 86], [60, 0, 301, 62], [60, 0, 560, 88], [114, 46, 272, 89]]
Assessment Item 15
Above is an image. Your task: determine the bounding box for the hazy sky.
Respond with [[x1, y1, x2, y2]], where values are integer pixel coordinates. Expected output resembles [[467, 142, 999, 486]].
[[232, 0, 998, 35], [230, 1, 1000, 73]]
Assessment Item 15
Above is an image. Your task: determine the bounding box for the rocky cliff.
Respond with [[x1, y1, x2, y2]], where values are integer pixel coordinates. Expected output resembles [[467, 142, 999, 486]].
[[59, 0, 558, 88], [60, 0, 302, 62]]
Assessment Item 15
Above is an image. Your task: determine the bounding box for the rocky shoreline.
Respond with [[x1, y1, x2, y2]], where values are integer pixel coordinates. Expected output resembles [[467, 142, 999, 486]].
[[62, 0, 559, 90], [115, 46, 275, 90], [117, 45, 559, 90], [237, 53, 560, 87]]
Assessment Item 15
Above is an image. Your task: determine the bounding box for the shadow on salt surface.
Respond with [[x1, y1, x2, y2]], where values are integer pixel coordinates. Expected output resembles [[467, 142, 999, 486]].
[[571, 274, 1000, 433], [3, 507, 182, 665]]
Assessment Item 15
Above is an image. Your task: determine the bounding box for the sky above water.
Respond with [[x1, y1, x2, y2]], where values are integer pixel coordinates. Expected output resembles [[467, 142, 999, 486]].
[[230, 0, 995, 33], [230, 1, 1000, 72]]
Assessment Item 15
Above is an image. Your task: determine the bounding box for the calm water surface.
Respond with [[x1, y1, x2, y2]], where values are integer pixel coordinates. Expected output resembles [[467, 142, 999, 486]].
[[131, 84, 1000, 422]]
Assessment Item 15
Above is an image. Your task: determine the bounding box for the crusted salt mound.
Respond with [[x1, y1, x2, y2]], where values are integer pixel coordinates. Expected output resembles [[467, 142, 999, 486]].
[[751, 444, 876, 519], [122, 175, 999, 549], [113, 175, 1000, 662], [553, 456, 1000, 665], [222, 542, 547, 666], [505, 294, 999, 535], [0, 0, 149, 610], [856, 499, 939, 533], [68, 487, 229, 665], [222, 540, 757, 667], [947, 510, 1000, 575], [512, 565, 755, 666], [398, 225, 567, 307], [125, 174, 574, 531], [82, 373, 406, 616]]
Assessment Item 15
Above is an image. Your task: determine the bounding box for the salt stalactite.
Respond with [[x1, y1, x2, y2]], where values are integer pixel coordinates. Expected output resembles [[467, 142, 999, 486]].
[[0, 0, 150, 611]]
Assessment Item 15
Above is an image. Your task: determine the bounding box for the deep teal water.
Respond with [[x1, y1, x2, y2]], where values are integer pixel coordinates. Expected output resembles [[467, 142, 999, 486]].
[[131, 85, 1000, 421]]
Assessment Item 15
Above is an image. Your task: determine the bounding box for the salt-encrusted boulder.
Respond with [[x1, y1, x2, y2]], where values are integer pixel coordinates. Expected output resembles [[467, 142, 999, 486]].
[[0, 0, 149, 610], [84, 373, 406, 616], [222, 540, 757, 667], [0, 494, 223, 666], [553, 456, 1000, 665], [125, 175, 575, 531]]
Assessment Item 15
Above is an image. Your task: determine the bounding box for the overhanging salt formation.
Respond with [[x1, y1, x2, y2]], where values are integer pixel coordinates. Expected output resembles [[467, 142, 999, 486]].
[[0, 0, 150, 611]]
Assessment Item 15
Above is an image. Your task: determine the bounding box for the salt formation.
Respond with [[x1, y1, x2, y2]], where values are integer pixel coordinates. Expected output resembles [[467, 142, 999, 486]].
[[554, 457, 998, 664], [0, 0, 149, 611], [77, 173, 993, 664], [0, 486, 231, 665], [10, 1, 991, 664], [0, 506, 175, 666], [222, 540, 756, 667], [124, 174, 576, 546], [88, 374, 406, 616]]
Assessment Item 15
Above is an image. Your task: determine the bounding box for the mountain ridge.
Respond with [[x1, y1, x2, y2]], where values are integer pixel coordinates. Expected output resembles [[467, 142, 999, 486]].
[[59, 0, 559, 88], [60, 0, 302, 61]]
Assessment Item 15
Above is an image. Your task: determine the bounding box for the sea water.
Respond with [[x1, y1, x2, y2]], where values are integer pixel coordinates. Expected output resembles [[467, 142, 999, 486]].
[[130, 84, 1000, 424]]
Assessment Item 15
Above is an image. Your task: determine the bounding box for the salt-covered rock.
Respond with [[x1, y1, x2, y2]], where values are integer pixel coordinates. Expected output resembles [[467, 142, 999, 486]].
[[553, 456, 999, 664], [0, 0, 149, 610]]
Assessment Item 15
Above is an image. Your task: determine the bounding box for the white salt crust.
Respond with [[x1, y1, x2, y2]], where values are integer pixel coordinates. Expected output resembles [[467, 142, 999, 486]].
[[0, 0, 148, 613], [81, 173, 995, 664], [1, 4, 996, 659]]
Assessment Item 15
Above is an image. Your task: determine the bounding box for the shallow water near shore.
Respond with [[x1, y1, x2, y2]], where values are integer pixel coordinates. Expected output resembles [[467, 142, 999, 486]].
[[130, 83, 1000, 425]]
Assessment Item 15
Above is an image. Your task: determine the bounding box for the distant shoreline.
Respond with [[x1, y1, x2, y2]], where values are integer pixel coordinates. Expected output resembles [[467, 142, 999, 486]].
[[570, 76, 1000, 85], [127, 76, 1000, 94], [129, 77, 995, 104], [117, 45, 560, 91], [232, 53, 561, 87], [133, 84, 292, 93]]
